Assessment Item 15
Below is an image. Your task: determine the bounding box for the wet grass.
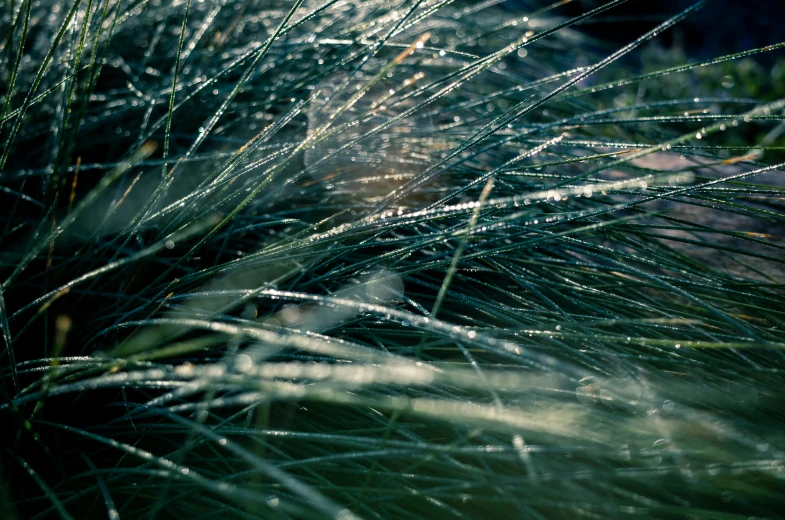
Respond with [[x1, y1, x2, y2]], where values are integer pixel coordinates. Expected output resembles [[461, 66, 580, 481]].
[[1, 0, 785, 518]]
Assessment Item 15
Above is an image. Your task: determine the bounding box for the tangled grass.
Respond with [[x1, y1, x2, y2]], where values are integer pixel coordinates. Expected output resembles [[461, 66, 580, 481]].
[[2, 0, 785, 518]]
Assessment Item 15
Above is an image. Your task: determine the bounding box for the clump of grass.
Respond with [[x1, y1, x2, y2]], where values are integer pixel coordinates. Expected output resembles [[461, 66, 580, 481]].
[[2, 0, 785, 518]]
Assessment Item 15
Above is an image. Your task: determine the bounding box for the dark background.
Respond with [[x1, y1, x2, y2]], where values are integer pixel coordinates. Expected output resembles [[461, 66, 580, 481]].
[[511, 0, 785, 62]]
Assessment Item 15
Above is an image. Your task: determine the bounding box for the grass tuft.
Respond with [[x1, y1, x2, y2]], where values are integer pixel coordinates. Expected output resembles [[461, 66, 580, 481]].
[[2, 0, 785, 518]]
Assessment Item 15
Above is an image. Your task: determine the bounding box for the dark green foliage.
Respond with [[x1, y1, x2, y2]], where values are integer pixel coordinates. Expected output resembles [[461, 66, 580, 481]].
[[2, 0, 785, 518]]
